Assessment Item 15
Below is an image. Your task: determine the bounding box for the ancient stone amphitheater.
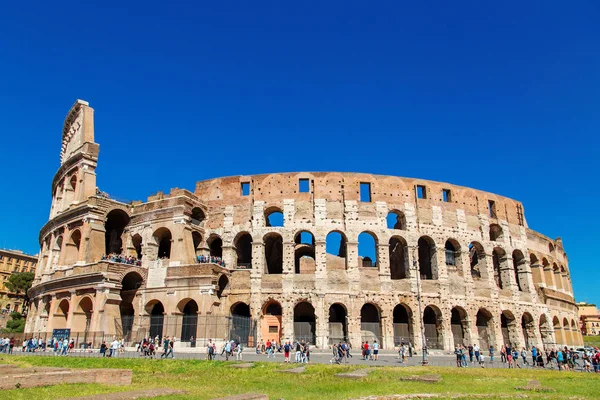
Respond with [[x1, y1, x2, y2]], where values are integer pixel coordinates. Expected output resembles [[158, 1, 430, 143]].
[[25, 100, 582, 352]]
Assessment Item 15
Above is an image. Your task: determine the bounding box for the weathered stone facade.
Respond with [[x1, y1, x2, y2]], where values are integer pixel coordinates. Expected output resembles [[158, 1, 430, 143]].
[[25, 100, 582, 351]]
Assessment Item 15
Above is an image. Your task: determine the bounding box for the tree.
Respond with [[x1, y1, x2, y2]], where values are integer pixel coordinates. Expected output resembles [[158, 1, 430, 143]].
[[2, 312, 25, 333], [4, 272, 34, 301]]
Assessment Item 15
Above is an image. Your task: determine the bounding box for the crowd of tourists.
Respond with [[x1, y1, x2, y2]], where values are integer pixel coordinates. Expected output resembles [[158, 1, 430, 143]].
[[453, 343, 600, 372], [196, 255, 226, 267], [132, 335, 175, 359], [101, 253, 142, 266], [205, 338, 243, 361], [330, 341, 353, 364]]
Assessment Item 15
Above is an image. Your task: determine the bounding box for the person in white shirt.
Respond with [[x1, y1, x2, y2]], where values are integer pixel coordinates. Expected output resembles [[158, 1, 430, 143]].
[[110, 339, 120, 357]]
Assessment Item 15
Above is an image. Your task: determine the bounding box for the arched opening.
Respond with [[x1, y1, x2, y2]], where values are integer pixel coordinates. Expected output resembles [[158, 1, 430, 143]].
[[389, 236, 408, 279], [294, 231, 315, 274], [53, 299, 69, 330], [492, 247, 506, 289], [294, 302, 316, 344], [553, 263, 564, 291], [328, 303, 347, 344], [570, 320, 578, 346], [530, 253, 543, 285], [208, 235, 223, 258], [264, 233, 283, 274], [418, 236, 436, 280], [64, 229, 81, 265], [553, 316, 564, 345], [423, 305, 443, 349], [261, 301, 282, 342], [72, 297, 93, 334], [234, 232, 252, 268], [542, 258, 553, 287], [191, 207, 205, 224], [69, 174, 77, 191], [445, 239, 461, 274], [153, 228, 172, 259], [501, 311, 516, 346], [539, 314, 551, 347], [192, 232, 202, 257], [265, 207, 284, 227], [548, 242, 555, 253], [216, 275, 229, 299], [393, 304, 412, 345], [512, 250, 525, 292], [53, 235, 63, 266], [451, 307, 469, 346], [469, 242, 486, 279], [120, 272, 143, 341], [230, 303, 253, 345], [361, 303, 382, 344], [386, 210, 406, 230], [132, 234, 143, 259], [563, 318, 571, 346], [326, 231, 347, 270], [358, 232, 378, 268], [148, 301, 165, 339], [105, 209, 130, 254], [180, 300, 198, 342], [521, 312, 534, 349], [476, 309, 494, 351], [489, 224, 503, 241]]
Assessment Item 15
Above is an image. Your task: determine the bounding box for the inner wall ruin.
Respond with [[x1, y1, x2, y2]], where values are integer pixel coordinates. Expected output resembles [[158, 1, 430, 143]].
[[25, 100, 582, 352]]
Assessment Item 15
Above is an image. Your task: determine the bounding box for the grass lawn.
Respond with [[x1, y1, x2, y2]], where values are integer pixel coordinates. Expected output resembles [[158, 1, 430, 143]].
[[0, 355, 598, 400], [583, 335, 600, 348]]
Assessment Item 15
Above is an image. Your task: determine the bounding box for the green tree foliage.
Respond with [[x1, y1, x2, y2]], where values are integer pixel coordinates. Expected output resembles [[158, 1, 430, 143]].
[[4, 272, 34, 299], [1, 312, 25, 333]]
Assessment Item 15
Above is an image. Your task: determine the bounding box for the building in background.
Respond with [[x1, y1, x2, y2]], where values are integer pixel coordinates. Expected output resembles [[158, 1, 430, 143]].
[[578, 302, 600, 336], [0, 249, 37, 314]]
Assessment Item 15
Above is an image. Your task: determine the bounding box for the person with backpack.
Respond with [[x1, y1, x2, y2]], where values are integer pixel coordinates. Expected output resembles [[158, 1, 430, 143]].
[[521, 348, 528, 367], [283, 341, 291, 362]]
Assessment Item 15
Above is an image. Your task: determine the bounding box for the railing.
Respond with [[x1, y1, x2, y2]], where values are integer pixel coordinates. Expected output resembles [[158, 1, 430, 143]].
[[235, 263, 252, 270], [445, 250, 456, 266]]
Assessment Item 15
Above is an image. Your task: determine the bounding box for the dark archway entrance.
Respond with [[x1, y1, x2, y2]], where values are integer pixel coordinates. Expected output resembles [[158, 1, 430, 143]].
[[476, 309, 493, 351], [120, 272, 143, 341], [360, 303, 382, 344], [181, 300, 198, 342], [294, 302, 316, 344], [451, 307, 468, 346], [423, 306, 443, 349], [105, 210, 130, 254], [328, 303, 347, 344], [149, 302, 164, 339], [393, 304, 412, 345], [231, 303, 253, 346]]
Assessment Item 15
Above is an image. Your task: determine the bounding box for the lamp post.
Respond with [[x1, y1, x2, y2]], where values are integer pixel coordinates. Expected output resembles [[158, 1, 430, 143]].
[[413, 248, 428, 366]]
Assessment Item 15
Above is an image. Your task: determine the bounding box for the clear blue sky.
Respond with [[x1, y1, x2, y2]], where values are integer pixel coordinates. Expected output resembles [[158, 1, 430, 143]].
[[0, 2, 598, 303]]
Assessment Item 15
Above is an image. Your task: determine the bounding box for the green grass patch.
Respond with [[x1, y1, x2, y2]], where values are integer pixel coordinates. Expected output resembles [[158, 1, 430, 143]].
[[583, 335, 600, 348], [0, 355, 599, 399]]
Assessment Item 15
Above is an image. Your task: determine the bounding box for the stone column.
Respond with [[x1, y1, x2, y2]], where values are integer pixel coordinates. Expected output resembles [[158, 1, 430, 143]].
[[348, 296, 361, 349], [251, 242, 265, 276], [281, 299, 294, 342], [346, 241, 360, 292], [315, 295, 327, 348], [381, 314, 394, 350], [222, 245, 236, 270], [530, 262, 545, 287], [543, 265, 556, 289], [377, 243, 390, 280], [499, 255, 517, 291], [282, 241, 295, 275]]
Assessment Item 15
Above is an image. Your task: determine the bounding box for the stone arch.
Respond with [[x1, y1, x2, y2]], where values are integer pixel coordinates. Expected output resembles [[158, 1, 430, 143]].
[[132, 233, 143, 259], [562, 318, 570, 346], [393, 303, 413, 345], [261, 300, 282, 342], [294, 301, 316, 344], [450, 306, 469, 346], [190, 207, 206, 224], [476, 308, 494, 351], [294, 231, 315, 274], [53, 298, 70, 330], [326, 230, 347, 270], [105, 209, 130, 254], [180, 299, 198, 342], [542, 258, 553, 287], [120, 271, 143, 341], [234, 232, 252, 267], [72, 296, 94, 332], [552, 262, 564, 291], [539, 314, 552, 347], [570, 319, 578, 346], [360, 303, 382, 345], [512, 250, 525, 292], [230, 302, 252, 345], [63, 229, 81, 265], [192, 232, 202, 258], [521, 312, 535, 350], [445, 239, 462, 274], [387, 210, 406, 230], [265, 206, 284, 227], [216, 274, 229, 299], [328, 303, 348, 344], [501, 310, 518, 347], [530, 253, 543, 285], [389, 236, 409, 279], [469, 241, 487, 280], [153, 228, 172, 259], [146, 300, 165, 339], [358, 231, 378, 268], [553, 316, 564, 345], [423, 305, 443, 349], [264, 232, 283, 274], [207, 234, 223, 258], [489, 224, 503, 241], [492, 247, 507, 289], [418, 236, 437, 280]]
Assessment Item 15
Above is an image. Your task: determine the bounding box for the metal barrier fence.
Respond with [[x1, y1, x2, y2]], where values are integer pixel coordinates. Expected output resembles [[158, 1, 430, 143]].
[[116, 314, 257, 347], [5, 331, 113, 349]]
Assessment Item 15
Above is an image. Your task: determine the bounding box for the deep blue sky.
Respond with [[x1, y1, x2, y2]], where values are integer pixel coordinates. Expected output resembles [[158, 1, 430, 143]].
[[0, 2, 598, 303]]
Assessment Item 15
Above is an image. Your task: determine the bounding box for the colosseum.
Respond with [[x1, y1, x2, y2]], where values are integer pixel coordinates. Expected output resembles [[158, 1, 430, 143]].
[[25, 100, 583, 352]]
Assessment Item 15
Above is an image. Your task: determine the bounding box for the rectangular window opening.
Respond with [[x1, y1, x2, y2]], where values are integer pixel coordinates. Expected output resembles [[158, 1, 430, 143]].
[[416, 185, 427, 199], [442, 189, 451, 202], [268, 326, 278, 333], [360, 182, 371, 202], [488, 200, 496, 218], [299, 178, 310, 193], [241, 182, 250, 196], [516, 204, 524, 226]]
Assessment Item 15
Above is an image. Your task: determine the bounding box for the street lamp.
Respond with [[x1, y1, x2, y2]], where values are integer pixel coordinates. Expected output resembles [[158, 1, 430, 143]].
[[413, 248, 428, 366]]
